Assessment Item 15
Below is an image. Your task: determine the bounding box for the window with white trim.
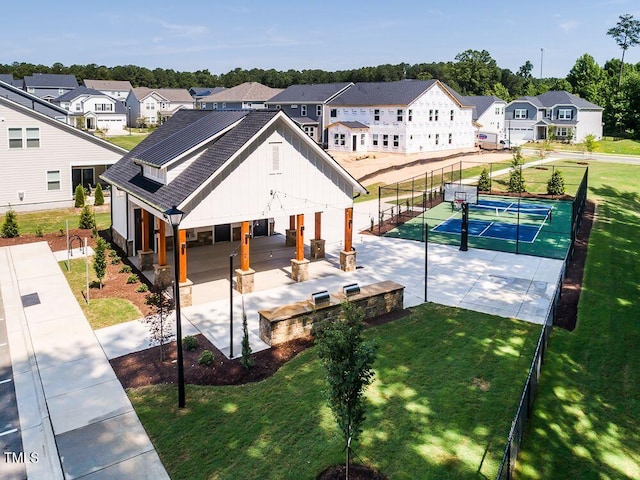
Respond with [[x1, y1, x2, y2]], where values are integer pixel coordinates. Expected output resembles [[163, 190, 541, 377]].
[[47, 170, 61, 190], [361, 134, 365, 145], [450, 109, 454, 121], [396, 109, 403, 122], [434, 110, 439, 121], [393, 135, 399, 147], [340, 134, 345, 146], [95, 104, 113, 112], [58, 88, 65, 95], [514, 109, 528, 119], [495, 107, 501, 115], [429, 109, 433, 121], [8, 128, 23, 148], [27, 87, 35, 93], [383, 134, 388, 147], [372, 134, 378, 146], [408, 109, 413, 121], [26, 128, 40, 148], [556, 127, 569, 137], [435, 133, 440, 145], [334, 133, 340, 145], [316, 105, 322, 116], [558, 109, 573, 120], [448, 133, 452, 144], [374, 109, 380, 121], [301, 105, 307, 116], [330, 108, 337, 118], [269, 142, 282, 174]]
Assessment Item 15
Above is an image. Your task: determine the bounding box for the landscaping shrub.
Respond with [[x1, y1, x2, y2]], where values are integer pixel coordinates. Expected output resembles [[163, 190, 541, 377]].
[[142, 292, 174, 360], [74, 184, 86, 208], [119, 265, 132, 274], [93, 237, 107, 289], [183, 335, 199, 351], [507, 147, 526, 193], [547, 170, 566, 195], [35, 225, 44, 237], [126, 274, 139, 284], [136, 284, 149, 293], [94, 183, 105, 206], [78, 205, 95, 229], [198, 350, 214, 365], [108, 249, 119, 257], [110, 256, 121, 265], [478, 168, 491, 192], [1, 209, 19, 238]]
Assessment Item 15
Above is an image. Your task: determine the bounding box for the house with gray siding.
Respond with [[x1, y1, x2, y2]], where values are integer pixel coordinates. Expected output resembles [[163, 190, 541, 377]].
[[125, 88, 194, 127], [0, 77, 72, 124], [0, 92, 126, 212], [505, 91, 603, 144], [198, 82, 283, 111], [265, 82, 353, 144], [23, 73, 78, 101]]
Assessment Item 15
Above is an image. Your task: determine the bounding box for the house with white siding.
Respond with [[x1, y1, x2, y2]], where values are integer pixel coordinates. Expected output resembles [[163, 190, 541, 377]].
[[464, 95, 507, 141], [198, 82, 283, 111], [22, 73, 79, 101], [55, 86, 128, 135], [326, 80, 475, 154], [0, 91, 126, 212], [83, 79, 133, 103], [125, 88, 194, 127], [505, 91, 603, 144]]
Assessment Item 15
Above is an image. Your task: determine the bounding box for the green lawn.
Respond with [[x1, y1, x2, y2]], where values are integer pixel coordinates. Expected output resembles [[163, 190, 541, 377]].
[[130, 304, 540, 479], [524, 138, 640, 156], [59, 258, 142, 329], [107, 133, 149, 151], [516, 161, 640, 479], [11, 207, 110, 235]]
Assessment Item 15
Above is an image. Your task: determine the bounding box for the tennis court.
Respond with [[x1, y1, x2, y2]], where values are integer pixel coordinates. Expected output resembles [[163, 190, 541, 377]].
[[384, 195, 573, 259]]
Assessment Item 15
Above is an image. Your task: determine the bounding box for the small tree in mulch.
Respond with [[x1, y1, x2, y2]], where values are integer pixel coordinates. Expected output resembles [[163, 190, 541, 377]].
[[477, 168, 491, 192], [240, 299, 253, 369], [79, 205, 95, 230], [1, 208, 19, 238], [547, 170, 566, 196], [142, 291, 175, 361], [94, 183, 105, 206], [507, 147, 526, 193], [74, 184, 86, 208], [93, 237, 107, 289], [584, 134, 598, 153], [315, 302, 377, 480]]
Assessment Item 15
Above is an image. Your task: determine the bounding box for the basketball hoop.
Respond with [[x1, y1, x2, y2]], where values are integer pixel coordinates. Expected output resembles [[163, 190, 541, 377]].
[[454, 199, 464, 211]]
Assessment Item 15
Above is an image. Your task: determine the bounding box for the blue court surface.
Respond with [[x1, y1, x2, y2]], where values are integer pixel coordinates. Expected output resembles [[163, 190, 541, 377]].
[[432, 218, 540, 243], [470, 199, 552, 217]]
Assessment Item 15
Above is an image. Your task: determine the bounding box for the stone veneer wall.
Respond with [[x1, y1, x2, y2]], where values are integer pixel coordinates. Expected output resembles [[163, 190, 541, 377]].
[[111, 228, 130, 256], [258, 280, 404, 346]]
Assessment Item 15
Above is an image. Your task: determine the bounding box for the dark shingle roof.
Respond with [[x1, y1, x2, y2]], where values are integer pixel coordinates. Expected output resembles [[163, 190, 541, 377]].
[[334, 121, 368, 129], [330, 79, 446, 106], [268, 82, 353, 103], [0, 74, 14, 84], [23, 73, 78, 88], [536, 91, 602, 109], [102, 110, 279, 211], [55, 86, 106, 102], [463, 95, 506, 121]]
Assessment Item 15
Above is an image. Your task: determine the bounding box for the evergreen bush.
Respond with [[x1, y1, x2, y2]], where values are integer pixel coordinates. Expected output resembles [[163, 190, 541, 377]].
[[1, 209, 19, 238], [126, 274, 139, 284], [93, 237, 107, 288], [79, 205, 95, 229], [547, 170, 566, 196], [74, 184, 86, 208], [183, 335, 199, 351], [478, 168, 491, 192], [94, 183, 105, 206], [198, 350, 214, 365]]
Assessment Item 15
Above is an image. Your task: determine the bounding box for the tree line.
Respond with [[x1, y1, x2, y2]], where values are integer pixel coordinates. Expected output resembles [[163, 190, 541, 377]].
[[2, 14, 639, 138]]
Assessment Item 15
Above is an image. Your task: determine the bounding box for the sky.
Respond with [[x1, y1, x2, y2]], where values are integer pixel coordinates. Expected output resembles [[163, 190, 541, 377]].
[[2, 0, 639, 80]]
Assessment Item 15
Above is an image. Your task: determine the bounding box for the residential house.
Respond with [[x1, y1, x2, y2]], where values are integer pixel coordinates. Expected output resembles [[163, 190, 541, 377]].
[[0, 77, 72, 124], [83, 79, 133, 103], [101, 109, 366, 298], [0, 90, 126, 212], [265, 82, 353, 144], [22, 73, 78, 101], [326, 79, 475, 154], [198, 82, 283, 111], [463, 95, 507, 142], [55, 86, 128, 135], [125, 88, 194, 127], [505, 91, 603, 144], [190, 86, 226, 106], [0, 74, 23, 88]]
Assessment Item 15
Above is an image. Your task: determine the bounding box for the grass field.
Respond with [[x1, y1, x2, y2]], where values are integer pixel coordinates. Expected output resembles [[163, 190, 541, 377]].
[[107, 133, 148, 150], [9, 207, 110, 236], [130, 304, 540, 480], [59, 258, 142, 329], [515, 160, 640, 479], [530, 138, 640, 156]]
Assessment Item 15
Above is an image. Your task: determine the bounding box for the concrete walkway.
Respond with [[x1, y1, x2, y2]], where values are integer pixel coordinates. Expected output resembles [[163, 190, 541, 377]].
[[0, 243, 169, 480]]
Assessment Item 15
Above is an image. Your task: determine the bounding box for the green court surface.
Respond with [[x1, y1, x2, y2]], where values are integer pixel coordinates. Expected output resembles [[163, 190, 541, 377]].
[[384, 195, 573, 259]]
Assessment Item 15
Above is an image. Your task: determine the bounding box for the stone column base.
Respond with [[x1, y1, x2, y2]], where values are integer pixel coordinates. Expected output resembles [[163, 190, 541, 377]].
[[153, 264, 172, 289], [138, 249, 154, 271], [285, 229, 296, 247], [291, 258, 310, 282], [340, 250, 357, 272], [310, 239, 325, 259], [179, 279, 193, 308], [235, 268, 255, 294]]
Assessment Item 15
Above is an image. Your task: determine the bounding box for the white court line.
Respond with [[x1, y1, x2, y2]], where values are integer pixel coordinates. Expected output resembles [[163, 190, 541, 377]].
[[478, 221, 494, 237], [0, 378, 13, 384], [0, 428, 18, 437]]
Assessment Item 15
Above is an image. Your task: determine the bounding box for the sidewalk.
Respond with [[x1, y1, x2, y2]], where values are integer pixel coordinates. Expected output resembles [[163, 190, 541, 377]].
[[0, 242, 169, 480]]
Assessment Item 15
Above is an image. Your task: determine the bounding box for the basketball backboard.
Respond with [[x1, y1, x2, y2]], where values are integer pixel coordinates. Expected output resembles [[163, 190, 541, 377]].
[[443, 183, 478, 205]]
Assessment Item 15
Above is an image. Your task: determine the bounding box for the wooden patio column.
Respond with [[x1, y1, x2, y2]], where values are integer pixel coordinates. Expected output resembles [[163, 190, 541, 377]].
[[340, 207, 356, 272], [291, 213, 309, 282], [178, 229, 187, 284], [153, 219, 172, 289], [236, 220, 255, 293], [310, 211, 325, 259], [138, 210, 154, 271], [286, 214, 296, 246]]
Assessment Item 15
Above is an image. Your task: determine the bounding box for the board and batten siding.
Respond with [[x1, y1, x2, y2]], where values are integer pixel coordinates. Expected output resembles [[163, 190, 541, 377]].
[[0, 100, 122, 211], [181, 120, 354, 230]]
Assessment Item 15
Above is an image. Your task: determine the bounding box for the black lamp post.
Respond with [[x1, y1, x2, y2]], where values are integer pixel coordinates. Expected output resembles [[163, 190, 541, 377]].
[[164, 205, 185, 408]]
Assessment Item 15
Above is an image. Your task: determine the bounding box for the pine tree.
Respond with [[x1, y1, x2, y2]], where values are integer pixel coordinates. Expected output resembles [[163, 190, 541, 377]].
[[74, 184, 86, 208], [93, 237, 107, 289], [79, 205, 95, 229], [315, 302, 377, 478], [547, 170, 566, 196], [478, 168, 491, 192], [94, 183, 105, 206], [507, 147, 526, 193], [1, 209, 19, 238], [240, 305, 254, 369]]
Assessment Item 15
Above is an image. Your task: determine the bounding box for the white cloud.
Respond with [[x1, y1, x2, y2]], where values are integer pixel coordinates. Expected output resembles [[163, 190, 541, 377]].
[[559, 20, 578, 33]]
